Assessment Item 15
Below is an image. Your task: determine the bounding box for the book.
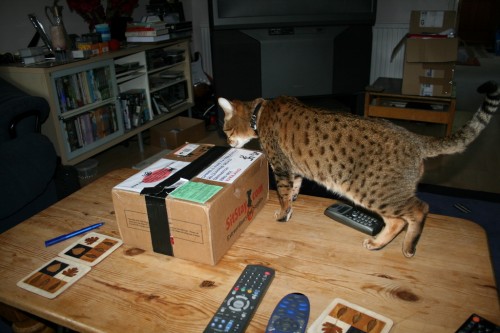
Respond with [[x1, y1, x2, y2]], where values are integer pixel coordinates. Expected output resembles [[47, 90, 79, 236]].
[[125, 28, 169, 37], [126, 34, 171, 43], [127, 21, 166, 29]]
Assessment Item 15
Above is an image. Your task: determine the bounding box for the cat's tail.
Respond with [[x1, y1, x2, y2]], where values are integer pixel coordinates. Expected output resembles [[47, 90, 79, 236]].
[[423, 80, 499, 158]]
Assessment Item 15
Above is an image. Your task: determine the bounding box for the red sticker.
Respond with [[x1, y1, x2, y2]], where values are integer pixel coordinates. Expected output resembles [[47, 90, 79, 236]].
[[142, 168, 172, 183]]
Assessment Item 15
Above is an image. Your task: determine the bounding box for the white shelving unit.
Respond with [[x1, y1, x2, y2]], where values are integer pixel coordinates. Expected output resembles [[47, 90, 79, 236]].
[[0, 39, 194, 165]]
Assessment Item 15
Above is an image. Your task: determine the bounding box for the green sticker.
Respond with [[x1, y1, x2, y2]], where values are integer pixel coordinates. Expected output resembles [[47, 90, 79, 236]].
[[169, 181, 223, 204]]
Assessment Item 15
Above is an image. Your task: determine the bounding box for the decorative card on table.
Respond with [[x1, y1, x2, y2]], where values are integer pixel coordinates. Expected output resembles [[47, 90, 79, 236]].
[[17, 232, 122, 299], [57, 232, 123, 266], [308, 298, 393, 333]]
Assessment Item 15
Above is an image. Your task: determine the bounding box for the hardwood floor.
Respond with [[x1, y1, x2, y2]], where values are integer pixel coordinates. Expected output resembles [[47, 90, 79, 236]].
[[80, 108, 500, 195]]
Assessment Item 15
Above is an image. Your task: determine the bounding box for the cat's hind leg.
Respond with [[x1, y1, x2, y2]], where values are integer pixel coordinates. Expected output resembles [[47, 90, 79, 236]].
[[291, 175, 303, 201], [273, 172, 295, 222], [363, 197, 428, 257], [400, 198, 428, 257], [362, 217, 406, 252]]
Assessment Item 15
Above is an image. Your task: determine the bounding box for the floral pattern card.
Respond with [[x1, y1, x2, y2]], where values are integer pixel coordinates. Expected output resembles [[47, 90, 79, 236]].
[[308, 298, 393, 333]]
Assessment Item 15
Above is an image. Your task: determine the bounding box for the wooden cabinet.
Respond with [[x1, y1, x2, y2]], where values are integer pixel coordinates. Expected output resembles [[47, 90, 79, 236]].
[[0, 39, 193, 165], [364, 78, 456, 136]]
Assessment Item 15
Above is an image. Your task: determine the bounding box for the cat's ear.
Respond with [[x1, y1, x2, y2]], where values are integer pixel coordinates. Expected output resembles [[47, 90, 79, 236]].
[[253, 98, 265, 108], [218, 97, 234, 118]]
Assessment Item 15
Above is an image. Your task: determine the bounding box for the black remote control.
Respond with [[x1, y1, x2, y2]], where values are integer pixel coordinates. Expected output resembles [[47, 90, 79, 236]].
[[324, 202, 385, 236], [265, 293, 310, 333], [204, 264, 275, 333], [455, 313, 500, 333]]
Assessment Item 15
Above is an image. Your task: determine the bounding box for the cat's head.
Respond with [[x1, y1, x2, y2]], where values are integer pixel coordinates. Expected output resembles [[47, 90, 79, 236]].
[[218, 97, 264, 148]]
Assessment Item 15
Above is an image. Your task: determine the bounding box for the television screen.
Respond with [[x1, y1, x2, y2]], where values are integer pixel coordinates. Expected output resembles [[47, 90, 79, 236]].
[[210, 0, 377, 28]]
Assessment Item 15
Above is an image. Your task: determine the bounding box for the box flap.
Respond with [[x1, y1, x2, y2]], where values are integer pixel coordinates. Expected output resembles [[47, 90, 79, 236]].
[[391, 11, 456, 62], [409, 11, 456, 34], [405, 38, 458, 63]]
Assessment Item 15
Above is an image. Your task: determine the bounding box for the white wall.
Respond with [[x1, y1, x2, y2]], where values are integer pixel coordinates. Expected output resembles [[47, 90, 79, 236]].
[[376, 0, 458, 25], [0, 0, 147, 54], [0, 0, 209, 58], [0, 0, 458, 53], [369, 0, 458, 83], [0, 0, 459, 82]]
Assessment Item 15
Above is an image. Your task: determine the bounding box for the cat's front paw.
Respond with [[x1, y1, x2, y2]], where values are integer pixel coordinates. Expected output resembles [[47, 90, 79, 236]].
[[274, 208, 292, 222], [363, 238, 383, 251], [402, 247, 416, 258]]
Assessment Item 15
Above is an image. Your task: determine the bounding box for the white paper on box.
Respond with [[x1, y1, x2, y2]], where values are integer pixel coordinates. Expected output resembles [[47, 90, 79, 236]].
[[173, 143, 199, 157], [419, 11, 444, 28], [197, 148, 262, 183], [114, 158, 190, 193]]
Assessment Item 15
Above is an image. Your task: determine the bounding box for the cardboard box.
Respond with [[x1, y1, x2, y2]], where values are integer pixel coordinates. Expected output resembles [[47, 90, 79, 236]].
[[400, 11, 458, 97], [112, 143, 269, 265], [150, 116, 206, 149]]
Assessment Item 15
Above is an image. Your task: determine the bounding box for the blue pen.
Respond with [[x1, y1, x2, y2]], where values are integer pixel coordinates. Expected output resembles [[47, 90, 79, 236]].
[[45, 222, 104, 247]]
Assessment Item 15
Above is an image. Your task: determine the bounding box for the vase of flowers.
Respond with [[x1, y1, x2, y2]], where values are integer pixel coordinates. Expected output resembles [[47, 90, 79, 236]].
[[66, 0, 138, 39]]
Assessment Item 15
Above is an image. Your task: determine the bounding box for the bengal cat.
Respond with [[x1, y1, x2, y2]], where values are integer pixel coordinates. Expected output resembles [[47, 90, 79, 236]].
[[218, 81, 499, 257]]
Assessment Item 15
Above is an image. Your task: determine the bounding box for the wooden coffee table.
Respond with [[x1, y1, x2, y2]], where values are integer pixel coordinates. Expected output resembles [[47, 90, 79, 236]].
[[0, 168, 498, 332]]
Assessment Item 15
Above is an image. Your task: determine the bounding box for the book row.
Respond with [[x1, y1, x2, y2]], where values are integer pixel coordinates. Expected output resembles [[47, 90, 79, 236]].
[[62, 83, 188, 151], [54, 66, 113, 113], [119, 89, 153, 130], [64, 105, 119, 152]]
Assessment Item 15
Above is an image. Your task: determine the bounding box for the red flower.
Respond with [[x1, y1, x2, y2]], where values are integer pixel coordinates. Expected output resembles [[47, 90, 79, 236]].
[[66, 0, 138, 30]]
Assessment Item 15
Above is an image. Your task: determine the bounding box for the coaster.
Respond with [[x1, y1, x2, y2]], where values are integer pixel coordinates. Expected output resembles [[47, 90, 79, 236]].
[[17, 257, 91, 299], [308, 298, 393, 333], [18, 232, 123, 298]]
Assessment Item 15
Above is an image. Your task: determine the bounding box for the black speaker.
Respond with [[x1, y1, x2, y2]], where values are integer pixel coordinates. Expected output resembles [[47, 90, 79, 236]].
[[211, 30, 262, 100]]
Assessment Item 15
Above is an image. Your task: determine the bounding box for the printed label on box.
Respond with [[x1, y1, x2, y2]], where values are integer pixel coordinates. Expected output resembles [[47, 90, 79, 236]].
[[420, 83, 434, 96], [197, 149, 262, 183], [170, 220, 204, 244], [174, 143, 200, 157], [124, 210, 150, 231], [114, 158, 190, 193], [169, 181, 223, 204], [419, 11, 444, 28]]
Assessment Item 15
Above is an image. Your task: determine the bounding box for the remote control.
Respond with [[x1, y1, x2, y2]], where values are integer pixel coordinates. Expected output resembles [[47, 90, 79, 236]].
[[204, 264, 275, 333], [455, 313, 500, 333], [265, 293, 310, 333], [324, 202, 384, 236]]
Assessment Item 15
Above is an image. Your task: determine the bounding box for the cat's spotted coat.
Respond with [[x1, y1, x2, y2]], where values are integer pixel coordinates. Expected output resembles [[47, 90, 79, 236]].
[[218, 81, 499, 257]]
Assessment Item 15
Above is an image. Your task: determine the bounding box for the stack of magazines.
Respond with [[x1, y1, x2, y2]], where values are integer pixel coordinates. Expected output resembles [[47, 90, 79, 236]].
[[125, 21, 192, 43]]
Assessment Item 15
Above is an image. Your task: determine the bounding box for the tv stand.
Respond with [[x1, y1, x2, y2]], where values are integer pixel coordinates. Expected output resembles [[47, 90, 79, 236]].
[[209, 0, 376, 101]]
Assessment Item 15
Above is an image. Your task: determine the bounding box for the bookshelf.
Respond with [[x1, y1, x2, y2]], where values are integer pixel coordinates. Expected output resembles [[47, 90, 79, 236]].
[[0, 39, 194, 165]]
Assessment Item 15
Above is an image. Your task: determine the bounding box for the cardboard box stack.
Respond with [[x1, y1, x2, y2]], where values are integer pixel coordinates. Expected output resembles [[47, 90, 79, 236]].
[[401, 11, 458, 97], [150, 116, 206, 149], [112, 143, 269, 265]]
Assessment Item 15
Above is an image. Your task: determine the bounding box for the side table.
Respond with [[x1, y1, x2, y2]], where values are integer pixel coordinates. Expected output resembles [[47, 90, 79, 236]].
[[364, 77, 456, 135]]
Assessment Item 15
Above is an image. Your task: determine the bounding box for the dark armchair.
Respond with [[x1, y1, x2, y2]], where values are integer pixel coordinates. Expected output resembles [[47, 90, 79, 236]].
[[0, 77, 59, 233]]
